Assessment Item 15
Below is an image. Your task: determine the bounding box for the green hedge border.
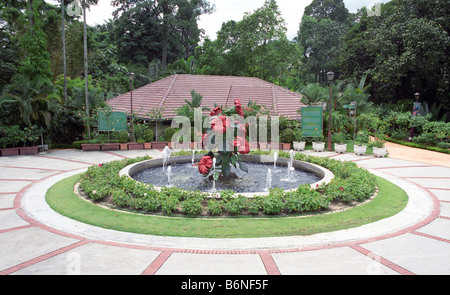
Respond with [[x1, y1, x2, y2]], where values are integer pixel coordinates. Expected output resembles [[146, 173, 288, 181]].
[[77, 151, 378, 217]]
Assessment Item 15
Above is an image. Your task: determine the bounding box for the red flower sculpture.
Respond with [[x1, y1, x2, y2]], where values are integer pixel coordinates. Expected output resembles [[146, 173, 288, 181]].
[[234, 137, 250, 155], [234, 99, 244, 117], [197, 155, 213, 175], [211, 115, 231, 134], [210, 106, 223, 116]]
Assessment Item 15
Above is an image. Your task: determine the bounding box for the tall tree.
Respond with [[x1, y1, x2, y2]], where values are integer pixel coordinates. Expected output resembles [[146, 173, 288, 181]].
[[112, 0, 213, 70], [297, 0, 351, 84], [340, 0, 450, 113]]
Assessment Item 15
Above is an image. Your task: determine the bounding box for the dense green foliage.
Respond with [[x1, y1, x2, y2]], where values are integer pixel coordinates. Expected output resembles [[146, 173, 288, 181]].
[[0, 0, 448, 149]]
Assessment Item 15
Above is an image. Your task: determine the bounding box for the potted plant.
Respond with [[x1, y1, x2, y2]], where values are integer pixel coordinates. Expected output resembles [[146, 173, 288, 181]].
[[281, 128, 295, 150], [135, 124, 154, 150], [258, 142, 268, 150], [1, 126, 22, 156], [82, 140, 102, 151], [354, 131, 369, 156], [311, 130, 325, 152], [332, 132, 347, 154], [153, 127, 172, 149], [371, 120, 388, 158], [118, 131, 129, 150], [293, 129, 306, 151], [128, 140, 144, 150]]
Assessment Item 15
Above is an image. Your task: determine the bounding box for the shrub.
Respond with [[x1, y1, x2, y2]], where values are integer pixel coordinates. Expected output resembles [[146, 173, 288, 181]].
[[161, 195, 179, 215], [207, 199, 224, 216], [112, 189, 129, 207], [281, 128, 296, 144], [224, 195, 248, 215], [118, 131, 129, 143], [182, 197, 203, 217], [135, 124, 154, 142], [163, 127, 176, 142], [262, 188, 284, 215]]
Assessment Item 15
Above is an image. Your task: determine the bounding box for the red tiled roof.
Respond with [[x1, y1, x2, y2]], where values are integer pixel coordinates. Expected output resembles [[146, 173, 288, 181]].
[[107, 74, 305, 120]]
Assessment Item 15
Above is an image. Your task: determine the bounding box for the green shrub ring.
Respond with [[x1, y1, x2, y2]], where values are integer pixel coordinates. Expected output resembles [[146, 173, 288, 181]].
[[78, 151, 377, 217]]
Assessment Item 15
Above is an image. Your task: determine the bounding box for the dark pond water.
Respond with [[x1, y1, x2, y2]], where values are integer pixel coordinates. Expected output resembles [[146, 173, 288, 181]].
[[132, 162, 321, 193]]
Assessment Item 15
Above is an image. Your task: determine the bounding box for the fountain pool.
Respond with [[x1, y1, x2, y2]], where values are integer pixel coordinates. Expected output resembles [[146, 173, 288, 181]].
[[120, 154, 334, 197]]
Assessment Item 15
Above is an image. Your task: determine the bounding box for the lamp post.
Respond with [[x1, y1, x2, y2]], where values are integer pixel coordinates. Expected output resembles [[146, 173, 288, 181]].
[[127, 72, 136, 142], [327, 72, 335, 151]]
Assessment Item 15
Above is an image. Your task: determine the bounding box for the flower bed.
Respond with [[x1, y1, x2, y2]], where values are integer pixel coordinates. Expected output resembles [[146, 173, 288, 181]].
[[77, 151, 377, 218]]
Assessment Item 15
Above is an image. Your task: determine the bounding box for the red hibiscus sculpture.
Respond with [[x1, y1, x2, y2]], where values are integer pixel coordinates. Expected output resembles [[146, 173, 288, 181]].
[[210, 115, 231, 134], [195, 154, 213, 175], [198, 99, 250, 180]]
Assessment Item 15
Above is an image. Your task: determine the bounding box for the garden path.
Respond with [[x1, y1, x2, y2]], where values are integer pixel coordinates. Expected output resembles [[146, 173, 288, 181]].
[[0, 147, 449, 275]]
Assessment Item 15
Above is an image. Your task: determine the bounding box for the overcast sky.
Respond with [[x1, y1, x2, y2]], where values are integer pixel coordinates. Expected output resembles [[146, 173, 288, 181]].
[[45, 0, 389, 40]]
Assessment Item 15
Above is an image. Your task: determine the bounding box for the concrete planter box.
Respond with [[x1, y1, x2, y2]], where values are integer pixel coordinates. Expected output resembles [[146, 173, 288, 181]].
[[293, 141, 306, 151], [19, 146, 38, 155], [101, 143, 121, 151], [312, 142, 325, 152], [258, 142, 268, 150], [144, 142, 152, 150], [119, 143, 128, 150], [281, 143, 291, 150], [1, 148, 20, 157], [128, 143, 144, 150], [373, 147, 387, 158], [151, 142, 168, 149], [354, 145, 367, 156], [268, 143, 282, 150], [334, 143, 347, 154], [82, 144, 101, 151]]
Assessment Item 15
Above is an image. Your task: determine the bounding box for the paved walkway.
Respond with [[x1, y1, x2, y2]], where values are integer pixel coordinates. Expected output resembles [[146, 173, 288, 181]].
[[0, 146, 449, 275]]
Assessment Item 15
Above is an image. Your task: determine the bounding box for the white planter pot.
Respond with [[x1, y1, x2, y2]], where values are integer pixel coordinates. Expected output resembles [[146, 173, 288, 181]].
[[373, 147, 387, 158], [354, 145, 367, 156], [312, 142, 325, 152], [334, 143, 347, 154], [293, 141, 306, 151]]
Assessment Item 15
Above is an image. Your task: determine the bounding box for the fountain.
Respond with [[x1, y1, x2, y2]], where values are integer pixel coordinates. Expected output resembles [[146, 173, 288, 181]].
[[166, 166, 173, 187], [211, 158, 217, 193], [265, 168, 272, 191], [123, 154, 333, 197], [120, 99, 334, 197], [162, 146, 171, 173], [273, 152, 278, 172]]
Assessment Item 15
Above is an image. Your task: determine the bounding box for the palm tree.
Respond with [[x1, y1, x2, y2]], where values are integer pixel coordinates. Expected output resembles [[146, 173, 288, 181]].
[[0, 75, 54, 128], [298, 83, 328, 106]]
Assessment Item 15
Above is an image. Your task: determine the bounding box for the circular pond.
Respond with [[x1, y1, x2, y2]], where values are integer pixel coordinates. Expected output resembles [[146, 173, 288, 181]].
[[120, 155, 334, 196]]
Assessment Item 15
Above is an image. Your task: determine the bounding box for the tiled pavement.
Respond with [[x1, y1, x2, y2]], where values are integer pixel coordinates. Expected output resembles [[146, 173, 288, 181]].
[[0, 145, 449, 275]]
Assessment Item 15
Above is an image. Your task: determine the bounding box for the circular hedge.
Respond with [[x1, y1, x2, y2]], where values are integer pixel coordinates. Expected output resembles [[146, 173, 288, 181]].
[[78, 150, 377, 218]]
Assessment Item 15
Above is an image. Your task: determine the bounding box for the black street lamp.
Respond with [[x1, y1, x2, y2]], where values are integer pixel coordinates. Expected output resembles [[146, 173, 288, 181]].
[[127, 72, 136, 142], [327, 72, 335, 151]]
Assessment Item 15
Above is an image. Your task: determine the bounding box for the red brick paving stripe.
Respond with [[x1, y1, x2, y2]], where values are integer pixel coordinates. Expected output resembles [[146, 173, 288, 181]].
[[411, 231, 450, 244], [0, 240, 88, 275], [36, 155, 95, 166], [0, 165, 65, 172], [103, 151, 129, 159], [349, 244, 416, 275], [141, 250, 173, 275], [259, 251, 281, 275], [372, 165, 434, 170], [0, 224, 33, 234], [0, 207, 14, 211]]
